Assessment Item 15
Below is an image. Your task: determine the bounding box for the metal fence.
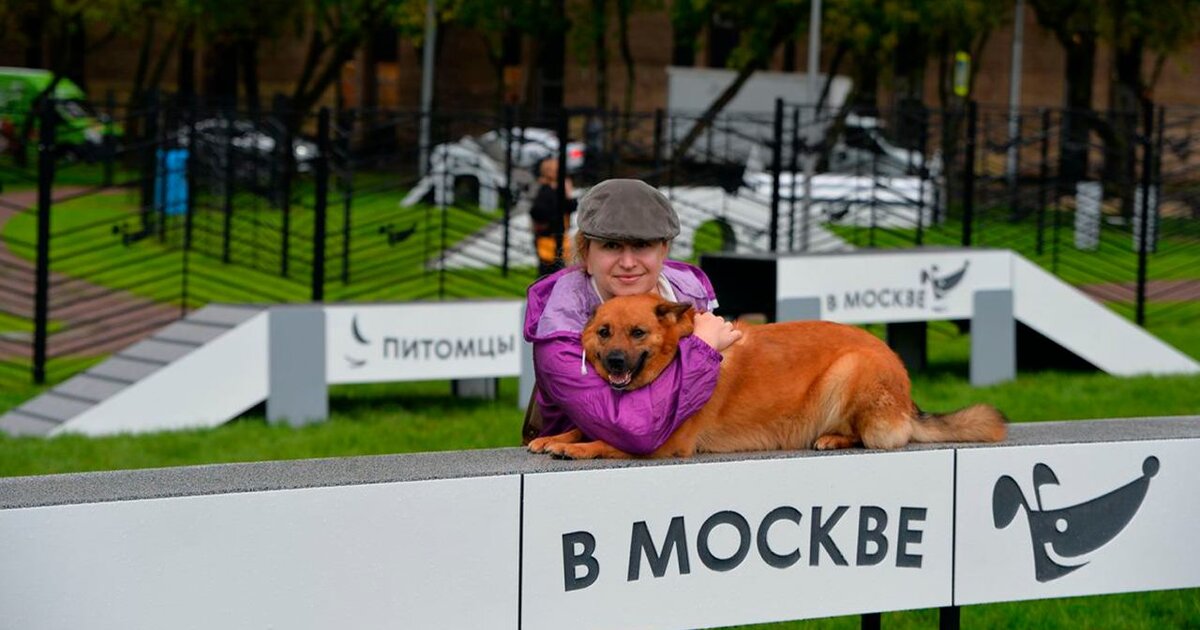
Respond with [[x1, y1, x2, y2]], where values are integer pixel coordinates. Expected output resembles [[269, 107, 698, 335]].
[[1, 94, 1197, 388]]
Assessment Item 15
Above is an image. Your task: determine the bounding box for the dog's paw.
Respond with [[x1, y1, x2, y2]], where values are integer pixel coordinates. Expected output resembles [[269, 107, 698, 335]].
[[527, 429, 585, 454], [545, 442, 587, 459], [548, 442, 613, 460], [814, 434, 857, 450]]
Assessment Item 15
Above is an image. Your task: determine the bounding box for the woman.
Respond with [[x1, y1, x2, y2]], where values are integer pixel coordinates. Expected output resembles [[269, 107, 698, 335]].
[[522, 179, 742, 454]]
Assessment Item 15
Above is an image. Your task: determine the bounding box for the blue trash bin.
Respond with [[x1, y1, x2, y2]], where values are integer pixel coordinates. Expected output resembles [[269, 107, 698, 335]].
[[154, 148, 189, 216]]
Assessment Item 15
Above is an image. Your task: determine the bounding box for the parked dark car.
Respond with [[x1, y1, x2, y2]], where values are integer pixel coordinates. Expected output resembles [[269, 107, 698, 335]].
[[176, 117, 319, 201]]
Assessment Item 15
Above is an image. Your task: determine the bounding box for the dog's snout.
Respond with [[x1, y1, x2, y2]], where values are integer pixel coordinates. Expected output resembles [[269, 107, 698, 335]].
[[604, 351, 628, 372]]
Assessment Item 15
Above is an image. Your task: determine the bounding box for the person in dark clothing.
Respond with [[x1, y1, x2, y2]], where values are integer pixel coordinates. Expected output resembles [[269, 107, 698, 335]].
[[530, 158, 577, 277]]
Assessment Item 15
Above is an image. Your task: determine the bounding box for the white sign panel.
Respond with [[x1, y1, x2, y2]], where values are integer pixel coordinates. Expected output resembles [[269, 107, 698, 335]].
[[777, 251, 1011, 324], [522, 452, 954, 630], [325, 301, 523, 384], [955, 440, 1200, 605], [0, 476, 521, 630]]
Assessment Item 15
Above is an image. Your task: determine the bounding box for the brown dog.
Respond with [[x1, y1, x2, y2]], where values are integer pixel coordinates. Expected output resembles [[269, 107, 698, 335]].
[[529, 293, 1006, 459]]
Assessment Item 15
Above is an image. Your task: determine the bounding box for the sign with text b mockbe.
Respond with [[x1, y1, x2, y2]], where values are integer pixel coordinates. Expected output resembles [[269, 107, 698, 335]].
[[521, 452, 955, 630], [954, 439, 1200, 605]]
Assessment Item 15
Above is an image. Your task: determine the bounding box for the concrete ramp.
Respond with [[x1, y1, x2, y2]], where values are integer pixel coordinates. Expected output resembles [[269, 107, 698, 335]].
[[1012, 256, 1198, 375], [0, 305, 267, 436]]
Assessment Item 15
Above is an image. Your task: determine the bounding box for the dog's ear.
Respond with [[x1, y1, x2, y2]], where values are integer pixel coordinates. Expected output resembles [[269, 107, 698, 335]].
[[655, 301, 693, 323]]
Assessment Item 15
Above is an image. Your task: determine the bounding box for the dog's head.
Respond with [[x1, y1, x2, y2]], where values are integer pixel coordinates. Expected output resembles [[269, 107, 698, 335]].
[[582, 294, 695, 391]]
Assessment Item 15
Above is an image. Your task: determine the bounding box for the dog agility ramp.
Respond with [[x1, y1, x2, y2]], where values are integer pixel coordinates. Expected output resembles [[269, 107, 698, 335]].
[[0, 304, 268, 437], [763, 249, 1199, 379], [1011, 256, 1197, 376]]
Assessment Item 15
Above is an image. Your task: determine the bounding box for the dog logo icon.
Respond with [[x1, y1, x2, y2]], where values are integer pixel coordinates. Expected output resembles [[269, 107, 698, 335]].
[[345, 315, 369, 369], [921, 261, 969, 298], [992, 456, 1159, 582]]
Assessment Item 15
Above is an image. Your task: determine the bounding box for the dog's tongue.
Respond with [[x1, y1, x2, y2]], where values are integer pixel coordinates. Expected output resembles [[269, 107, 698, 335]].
[[608, 372, 632, 387]]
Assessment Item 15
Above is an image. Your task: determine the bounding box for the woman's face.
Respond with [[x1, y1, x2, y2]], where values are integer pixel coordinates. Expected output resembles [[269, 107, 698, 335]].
[[586, 238, 670, 300]]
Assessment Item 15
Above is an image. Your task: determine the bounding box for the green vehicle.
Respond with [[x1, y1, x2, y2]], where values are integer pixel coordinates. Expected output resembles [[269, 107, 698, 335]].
[[0, 66, 121, 160]]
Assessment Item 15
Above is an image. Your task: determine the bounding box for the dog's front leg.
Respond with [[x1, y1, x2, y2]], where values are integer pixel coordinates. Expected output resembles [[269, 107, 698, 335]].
[[545, 440, 634, 460]]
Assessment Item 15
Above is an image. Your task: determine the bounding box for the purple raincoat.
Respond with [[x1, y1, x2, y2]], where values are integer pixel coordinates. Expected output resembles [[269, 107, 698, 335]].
[[523, 260, 722, 454]]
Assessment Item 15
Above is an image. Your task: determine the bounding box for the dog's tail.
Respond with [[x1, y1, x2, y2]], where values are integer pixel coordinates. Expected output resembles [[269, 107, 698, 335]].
[[910, 403, 1007, 444]]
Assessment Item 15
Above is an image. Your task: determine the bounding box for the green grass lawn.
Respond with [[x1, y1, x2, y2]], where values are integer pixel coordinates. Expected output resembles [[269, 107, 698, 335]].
[[0, 310, 65, 334]]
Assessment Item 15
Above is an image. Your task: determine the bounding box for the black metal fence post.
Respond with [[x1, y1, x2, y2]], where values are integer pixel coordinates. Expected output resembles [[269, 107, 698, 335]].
[[339, 109, 354, 285], [276, 97, 293, 278], [312, 108, 331, 302], [555, 108, 569, 266], [770, 98, 783, 253], [939, 605, 961, 630], [181, 98, 198, 317], [222, 107, 235, 264], [32, 99, 57, 385], [502, 104, 514, 277], [184, 98, 197, 251], [667, 112, 676, 196], [789, 105, 800, 252], [962, 101, 978, 247], [1036, 108, 1050, 256], [1008, 112, 1022, 220], [141, 91, 159, 236], [652, 108, 664, 185], [915, 110, 929, 246], [104, 89, 115, 187], [1134, 103, 1155, 326]]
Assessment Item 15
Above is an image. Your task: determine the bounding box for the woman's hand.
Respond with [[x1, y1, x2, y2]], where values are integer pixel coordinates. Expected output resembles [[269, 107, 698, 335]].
[[692, 312, 743, 352]]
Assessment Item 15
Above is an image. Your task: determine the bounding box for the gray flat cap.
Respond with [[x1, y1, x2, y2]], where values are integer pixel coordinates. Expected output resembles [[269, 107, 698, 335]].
[[576, 179, 681, 241]]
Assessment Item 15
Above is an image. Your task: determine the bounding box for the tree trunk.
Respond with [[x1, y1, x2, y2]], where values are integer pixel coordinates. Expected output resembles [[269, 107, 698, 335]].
[[23, 4, 45, 68], [852, 55, 880, 115], [592, 0, 609, 113], [536, 0, 568, 116], [1058, 32, 1095, 189], [617, 0, 635, 143], [204, 40, 240, 108], [241, 39, 261, 113], [178, 25, 196, 103], [1105, 36, 1143, 218], [66, 15, 87, 91]]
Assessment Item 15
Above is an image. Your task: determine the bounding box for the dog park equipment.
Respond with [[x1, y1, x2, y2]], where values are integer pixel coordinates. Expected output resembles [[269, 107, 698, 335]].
[[0, 301, 525, 437], [3, 416, 1198, 629], [435, 169, 936, 270], [400, 128, 584, 212], [701, 248, 1200, 387], [3, 247, 1196, 437], [433, 184, 855, 272], [0, 304, 269, 436]]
